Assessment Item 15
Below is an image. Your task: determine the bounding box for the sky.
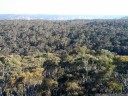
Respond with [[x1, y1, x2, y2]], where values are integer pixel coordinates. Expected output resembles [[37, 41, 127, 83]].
[[0, 0, 128, 15]]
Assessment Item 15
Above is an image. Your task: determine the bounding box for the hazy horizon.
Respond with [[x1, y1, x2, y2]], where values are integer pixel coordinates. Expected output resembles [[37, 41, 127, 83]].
[[0, 14, 126, 20]]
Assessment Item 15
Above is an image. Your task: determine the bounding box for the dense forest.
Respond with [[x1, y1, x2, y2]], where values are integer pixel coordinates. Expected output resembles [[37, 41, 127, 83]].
[[0, 19, 128, 96]]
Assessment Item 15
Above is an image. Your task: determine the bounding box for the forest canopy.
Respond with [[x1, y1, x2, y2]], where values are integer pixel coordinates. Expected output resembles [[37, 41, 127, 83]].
[[0, 19, 128, 55], [0, 19, 128, 95]]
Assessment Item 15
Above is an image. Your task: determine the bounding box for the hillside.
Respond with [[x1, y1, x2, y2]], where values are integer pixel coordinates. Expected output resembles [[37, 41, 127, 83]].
[[121, 16, 128, 19], [0, 19, 128, 55], [0, 19, 128, 95]]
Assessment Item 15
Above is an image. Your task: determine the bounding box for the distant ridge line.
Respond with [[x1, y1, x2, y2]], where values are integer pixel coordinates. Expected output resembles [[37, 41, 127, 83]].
[[0, 14, 126, 20]]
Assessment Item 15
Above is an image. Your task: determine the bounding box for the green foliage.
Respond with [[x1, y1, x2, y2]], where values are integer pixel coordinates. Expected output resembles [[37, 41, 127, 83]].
[[0, 20, 128, 95], [107, 79, 123, 92], [0, 20, 128, 55]]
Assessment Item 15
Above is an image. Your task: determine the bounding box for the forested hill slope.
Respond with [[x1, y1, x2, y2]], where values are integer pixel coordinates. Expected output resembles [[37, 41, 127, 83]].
[[121, 16, 128, 19], [0, 19, 128, 55], [0, 19, 128, 95]]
